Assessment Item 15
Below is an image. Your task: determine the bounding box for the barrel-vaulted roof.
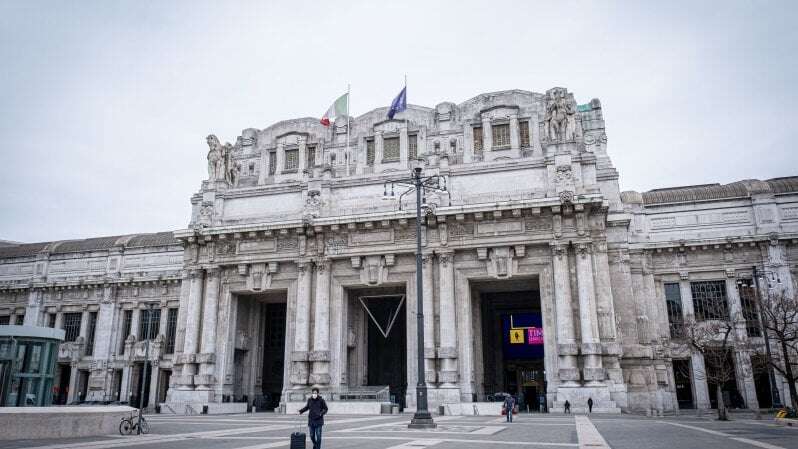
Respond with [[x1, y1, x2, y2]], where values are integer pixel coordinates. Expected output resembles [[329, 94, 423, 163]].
[[0, 232, 180, 259], [638, 177, 798, 205]]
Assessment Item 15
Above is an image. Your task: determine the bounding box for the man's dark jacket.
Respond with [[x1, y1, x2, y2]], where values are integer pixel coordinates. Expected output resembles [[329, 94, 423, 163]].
[[299, 396, 328, 427]]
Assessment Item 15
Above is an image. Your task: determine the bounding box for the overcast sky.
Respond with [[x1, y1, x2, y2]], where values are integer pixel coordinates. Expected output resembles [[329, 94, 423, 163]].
[[1, 1, 797, 243]]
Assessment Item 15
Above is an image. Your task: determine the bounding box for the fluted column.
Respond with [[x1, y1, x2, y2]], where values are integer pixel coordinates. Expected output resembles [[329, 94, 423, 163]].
[[437, 251, 458, 387], [422, 254, 436, 385], [575, 243, 604, 384], [197, 267, 220, 388], [180, 269, 204, 385], [552, 242, 578, 385], [291, 261, 313, 386], [310, 259, 331, 386]]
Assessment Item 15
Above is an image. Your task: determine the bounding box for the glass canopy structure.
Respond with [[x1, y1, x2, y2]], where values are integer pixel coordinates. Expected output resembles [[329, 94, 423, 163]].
[[0, 325, 65, 407]]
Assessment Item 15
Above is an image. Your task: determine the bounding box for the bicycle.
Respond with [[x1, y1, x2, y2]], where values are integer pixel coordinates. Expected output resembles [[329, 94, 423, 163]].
[[119, 411, 150, 435]]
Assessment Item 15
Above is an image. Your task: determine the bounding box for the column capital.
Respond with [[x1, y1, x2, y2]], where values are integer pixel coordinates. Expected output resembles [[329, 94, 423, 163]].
[[437, 251, 454, 267], [205, 267, 221, 278], [315, 258, 331, 273], [188, 269, 204, 279], [550, 241, 567, 259]]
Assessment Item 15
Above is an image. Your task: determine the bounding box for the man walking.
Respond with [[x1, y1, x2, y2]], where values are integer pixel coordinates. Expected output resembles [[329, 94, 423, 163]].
[[299, 388, 328, 449], [587, 397, 593, 414], [503, 394, 516, 423], [564, 400, 571, 414]]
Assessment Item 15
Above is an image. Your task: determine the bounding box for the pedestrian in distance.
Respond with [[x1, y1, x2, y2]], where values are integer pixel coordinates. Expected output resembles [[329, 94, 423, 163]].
[[503, 394, 516, 423], [299, 388, 328, 449], [564, 400, 571, 414], [587, 397, 593, 414]]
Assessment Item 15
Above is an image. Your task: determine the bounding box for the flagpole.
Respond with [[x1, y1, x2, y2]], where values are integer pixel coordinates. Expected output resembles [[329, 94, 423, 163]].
[[404, 74, 409, 163], [346, 83, 351, 176]]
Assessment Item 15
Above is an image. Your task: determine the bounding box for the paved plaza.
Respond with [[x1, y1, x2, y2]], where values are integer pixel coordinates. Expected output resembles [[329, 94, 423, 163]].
[[3, 413, 798, 449]]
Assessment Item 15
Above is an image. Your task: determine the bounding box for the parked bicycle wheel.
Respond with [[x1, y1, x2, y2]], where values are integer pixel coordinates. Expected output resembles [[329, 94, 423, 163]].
[[119, 418, 133, 435]]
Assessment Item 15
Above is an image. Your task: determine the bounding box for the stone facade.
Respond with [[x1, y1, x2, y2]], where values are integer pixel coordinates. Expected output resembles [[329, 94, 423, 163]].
[[1, 87, 796, 414]]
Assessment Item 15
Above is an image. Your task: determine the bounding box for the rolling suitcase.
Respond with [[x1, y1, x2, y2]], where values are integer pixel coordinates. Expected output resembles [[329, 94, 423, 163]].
[[291, 419, 306, 449]]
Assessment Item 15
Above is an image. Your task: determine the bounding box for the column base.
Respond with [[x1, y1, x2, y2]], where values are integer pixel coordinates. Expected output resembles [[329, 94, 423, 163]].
[[408, 411, 437, 429]]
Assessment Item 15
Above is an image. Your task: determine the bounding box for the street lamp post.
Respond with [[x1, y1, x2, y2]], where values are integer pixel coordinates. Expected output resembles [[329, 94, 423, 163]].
[[383, 162, 448, 429], [750, 266, 782, 409], [137, 303, 154, 434]]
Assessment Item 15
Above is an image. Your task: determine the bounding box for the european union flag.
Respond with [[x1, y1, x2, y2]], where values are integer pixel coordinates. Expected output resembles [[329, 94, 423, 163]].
[[387, 86, 407, 119]]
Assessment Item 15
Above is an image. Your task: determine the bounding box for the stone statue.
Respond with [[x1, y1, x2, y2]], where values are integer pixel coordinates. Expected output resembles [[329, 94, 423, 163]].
[[206, 134, 223, 180], [544, 88, 577, 142], [222, 142, 235, 184]]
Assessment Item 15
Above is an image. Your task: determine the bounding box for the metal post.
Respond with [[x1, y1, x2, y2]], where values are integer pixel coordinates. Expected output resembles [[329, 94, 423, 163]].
[[137, 304, 153, 434], [409, 166, 435, 429], [752, 266, 782, 408]]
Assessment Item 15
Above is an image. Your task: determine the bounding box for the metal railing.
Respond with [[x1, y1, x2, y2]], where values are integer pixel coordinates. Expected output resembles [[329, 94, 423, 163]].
[[285, 386, 390, 403]]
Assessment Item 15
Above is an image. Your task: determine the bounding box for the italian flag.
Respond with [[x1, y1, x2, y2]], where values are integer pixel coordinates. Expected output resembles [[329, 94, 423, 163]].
[[320, 92, 348, 127]]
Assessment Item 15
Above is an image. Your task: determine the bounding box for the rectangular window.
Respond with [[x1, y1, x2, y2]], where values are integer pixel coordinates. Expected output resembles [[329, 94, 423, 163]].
[[383, 137, 400, 161], [690, 281, 729, 321], [519, 121, 530, 147], [664, 283, 684, 338], [408, 134, 418, 160], [138, 308, 161, 341], [268, 151, 277, 175], [284, 149, 299, 171], [738, 280, 762, 337], [85, 312, 97, 356], [0, 316, 9, 325], [121, 310, 132, 354], [15, 315, 24, 325], [306, 145, 316, 168], [366, 139, 375, 165], [47, 313, 56, 328], [165, 308, 178, 354], [62, 312, 82, 342], [473, 127, 483, 153], [492, 124, 511, 148]]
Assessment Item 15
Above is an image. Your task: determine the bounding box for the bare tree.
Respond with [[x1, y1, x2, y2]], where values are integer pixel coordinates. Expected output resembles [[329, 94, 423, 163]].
[[753, 287, 798, 410], [682, 295, 748, 421]]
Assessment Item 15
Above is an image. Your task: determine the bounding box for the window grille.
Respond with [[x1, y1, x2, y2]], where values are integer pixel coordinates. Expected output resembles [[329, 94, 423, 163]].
[[306, 145, 316, 168], [62, 312, 82, 342], [165, 308, 178, 354], [284, 149, 299, 171], [520, 121, 530, 147], [738, 280, 762, 337], [15, 315, 24, 325], [85, 312, 97, 355], [0, 316, 9, 325], [383, 137, 400, 161], [268, 151, 277, 175], [366, 140, 375, 165], [408, 135, 417, 160], [492, 124, 510, 148], [138, 308, 161, 341], [664, 283, 684, 338], [473, 127, 483, 153], [47, 313, 56, 328], [690, 281, 729, 321], [121, 310, 132, 354]]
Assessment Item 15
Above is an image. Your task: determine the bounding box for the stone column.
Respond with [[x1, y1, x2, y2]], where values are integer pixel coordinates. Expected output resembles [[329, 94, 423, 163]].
[[298, 139, 307, 174], [258, 149, 268, 185], [310, 259, 331, 386], [679, 275, 710, 409], [481, 117, 492, 153], [575, 243, 604, 384], [437, 251, 458, 387], [197, 267, 220, 390], [509, 113, 520, 153], [180, 269, 205, 386], [463, 125, 473, 163], [551, 242, 578, 385], [422, 254, 436, 385], [276, 142, 285, 175], [67, 362, 80, 404], [725, 274, 758, 408], [400, 125, 409, 165], [24, 289, 43, 326], [592, 241, 622, 384], [148, 362, 160, 408], [291, 261, 313, 386], [375, 131, 384, 171]]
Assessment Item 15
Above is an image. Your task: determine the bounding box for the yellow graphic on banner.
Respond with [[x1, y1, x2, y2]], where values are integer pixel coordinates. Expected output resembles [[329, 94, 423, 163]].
[[510, 329, 525, 344]]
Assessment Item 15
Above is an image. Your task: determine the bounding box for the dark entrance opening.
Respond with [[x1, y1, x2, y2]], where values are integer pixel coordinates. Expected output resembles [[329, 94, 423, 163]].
[[706, 349, 742, 409], [673, 359, 694, 409], [131, 362, 151, 408], [751, 354, 773, 408], [261, 302, 286, 410], [475, 278, 545, 412], [53, 364, 70, 405], [350, 286, 407, 409]]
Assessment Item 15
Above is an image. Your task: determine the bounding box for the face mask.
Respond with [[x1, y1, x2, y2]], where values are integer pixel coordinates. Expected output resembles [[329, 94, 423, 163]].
[[312, 393, 318, 399]]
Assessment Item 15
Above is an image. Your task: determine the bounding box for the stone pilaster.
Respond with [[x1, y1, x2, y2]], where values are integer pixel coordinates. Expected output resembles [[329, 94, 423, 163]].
[[375, 131, 384, 172], [575, 243, 604, 384], [400, 125, 409, 166], [481, 117, 492, 152], [437, 251, 458, 386], [310, 259, 331, 386], [179, 268, 204, 387], [291, 261, 313, 386], [197, 267, 220, 390], [552, 242, 578, 385], [509, 113, 520, 155], [422, 254, 436, 384]]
